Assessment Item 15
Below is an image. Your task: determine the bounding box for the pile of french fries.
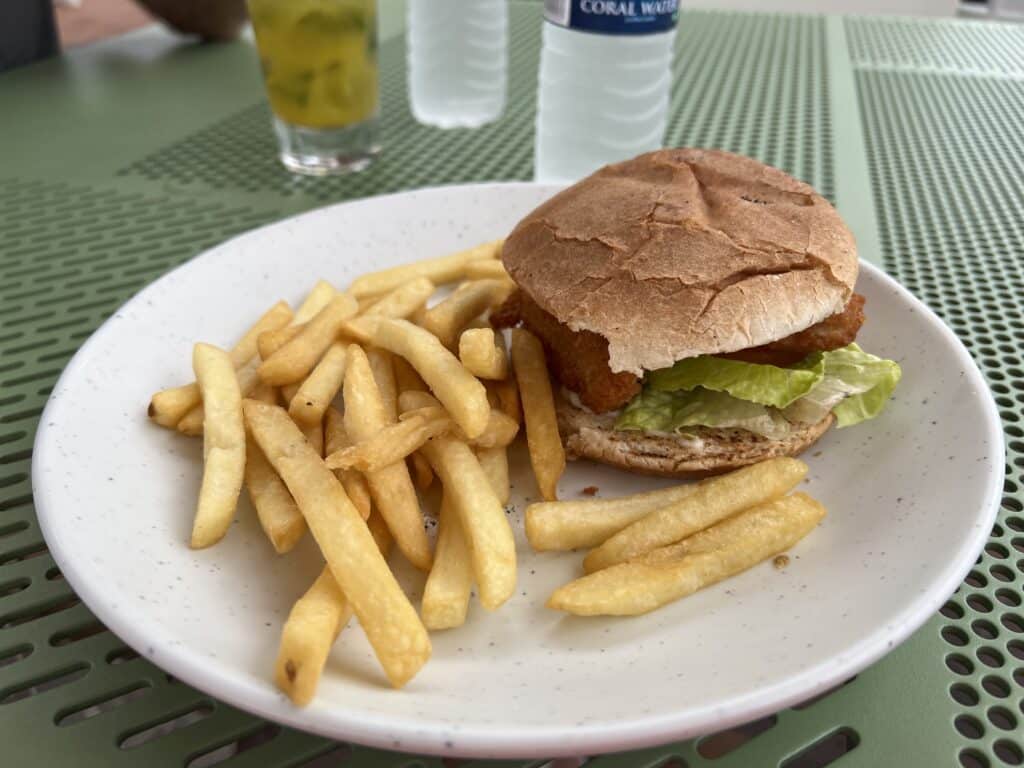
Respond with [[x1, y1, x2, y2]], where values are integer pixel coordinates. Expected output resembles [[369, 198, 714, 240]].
[[149, 239, 568, 700], [528, 458, 826, 616], [149, 239, 826, 704]]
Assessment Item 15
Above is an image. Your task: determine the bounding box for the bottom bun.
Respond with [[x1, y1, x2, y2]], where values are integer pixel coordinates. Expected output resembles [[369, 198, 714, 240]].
[[556, 399, 834, 477]]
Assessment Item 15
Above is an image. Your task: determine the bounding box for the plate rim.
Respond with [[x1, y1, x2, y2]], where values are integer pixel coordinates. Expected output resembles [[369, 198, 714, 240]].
[[32, 181, 1005, 758]]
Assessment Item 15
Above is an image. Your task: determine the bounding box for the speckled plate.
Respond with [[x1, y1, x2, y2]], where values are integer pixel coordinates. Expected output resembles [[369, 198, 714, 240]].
[[33, 183, 1003, 758]]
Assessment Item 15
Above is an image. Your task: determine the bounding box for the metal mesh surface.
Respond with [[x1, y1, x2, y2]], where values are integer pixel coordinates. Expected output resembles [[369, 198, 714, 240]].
[[2, 6, 1023, 768], [858, 68, 1024, 767]]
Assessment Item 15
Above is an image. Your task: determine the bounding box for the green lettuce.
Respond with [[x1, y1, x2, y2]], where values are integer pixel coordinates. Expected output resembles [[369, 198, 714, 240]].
[[615, 343, 901, 437], [648, 354, 824, 408], [615, 388, 793, 439]]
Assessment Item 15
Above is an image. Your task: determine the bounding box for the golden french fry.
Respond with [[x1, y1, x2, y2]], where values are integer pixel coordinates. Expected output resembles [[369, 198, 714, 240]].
[[525, 482, 700, 552], [422, 279, 515, 349], [190, 344, 245, 548], [393, 354, 428, 393], [360, 276, 436, 319], [325, 409, 451, 472], [259, 294, 358, 385], [245, 437, 305, 553], [409, 451, 434, 490], [458, 327, 509, 380], [274, 568, 352, 706], [396, 392, 517, 448], [259, 324, 304, 361], [249, 381, 279, 405], [347, 240, 502, 298], [243, 400, 430, 687], [583, 458, 808, 573], [177, 356, 264, 436], [548, 493, 826, 616], [355, 318, 490, 439], [477, 446, 510, 506], [421, 495, 474, 630], [488, 377, 521, 425], [324, 407, 372, 520], [344, 345, 432, 570], [149, 301, 292, 427], [302, 420, 324, 457], [293, 280, 338, 323], [419, 433, 516, 610], [366, 347, 398, 422], [463, 260, 511, 281], [274, 507, 393, 706], [511, 329, 564, 502], [288, 343, 347, 426]]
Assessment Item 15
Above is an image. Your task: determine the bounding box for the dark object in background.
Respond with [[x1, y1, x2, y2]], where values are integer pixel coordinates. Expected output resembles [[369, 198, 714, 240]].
[[0, 0, 60, 72], [134, 0, 248, 41]]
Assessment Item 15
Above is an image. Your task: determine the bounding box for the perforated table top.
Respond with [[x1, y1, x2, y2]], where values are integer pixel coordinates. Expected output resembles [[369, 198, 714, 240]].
[[2, 4, 1023, 767]]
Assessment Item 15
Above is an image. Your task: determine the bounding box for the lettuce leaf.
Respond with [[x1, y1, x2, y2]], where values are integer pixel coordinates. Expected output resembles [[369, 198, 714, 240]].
[[615, 387, 793, 439], [617, 343, 901, 437], [648, 354, 824, 408], [782, 343, 901, 428]]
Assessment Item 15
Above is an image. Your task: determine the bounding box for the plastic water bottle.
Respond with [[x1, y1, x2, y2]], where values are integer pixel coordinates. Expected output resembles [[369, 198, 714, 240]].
[[535, 0, 679, 183], [407, 0, 509, 129]]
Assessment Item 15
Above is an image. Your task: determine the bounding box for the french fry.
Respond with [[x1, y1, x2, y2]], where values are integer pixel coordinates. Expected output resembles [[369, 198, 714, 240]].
[[288, 343, 347, 426], [459, 327, 509, 380], [259, 324, 304, 361], [477, 446, 510, 506], [243, 400, 430, 687], [525, 482, 700, 552], [149, 301, 292, 427], [325, 408, 450, 472], [249, 381, 279, 405], [582, 458, 808, 573], [245, 437, 305, 553], [190, 344, 245, 548], [360, 276, 435, 319], [396, 392, 517, 448], [463, 260, 511, 282], [366, 347, 398, 422], [324, 407, 371, 520], [344, 345, 432, 571], [347, 240, 502, 298], [548, 493, 826, 616], [393, 354, 428, 393], [488, 377, 521, 425], [409, 452, 434, 490], [259, 294, 358, 385], [422, 279, 515, 349], [354, 318, 490, 439], [511, 329, 564, 502], [177, 356, 263, 436], [273, 508, 391, 706], [302, 420, 324, 457], [421, 495, 474, 630], [293, 280, 338, 323], [419, 433, 516, 610]]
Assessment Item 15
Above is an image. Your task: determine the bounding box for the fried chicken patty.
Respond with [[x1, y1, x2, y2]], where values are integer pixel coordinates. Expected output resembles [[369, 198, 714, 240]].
[[493, 292, 866, 414]]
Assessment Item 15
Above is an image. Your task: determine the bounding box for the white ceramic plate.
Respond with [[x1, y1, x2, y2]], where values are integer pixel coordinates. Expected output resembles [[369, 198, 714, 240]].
[[34, 183, 1002, 759]]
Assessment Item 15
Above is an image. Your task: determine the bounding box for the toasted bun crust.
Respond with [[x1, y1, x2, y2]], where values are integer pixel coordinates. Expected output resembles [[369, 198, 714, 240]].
[[557, 399, 834, 477], [503, 148, 858, 375]]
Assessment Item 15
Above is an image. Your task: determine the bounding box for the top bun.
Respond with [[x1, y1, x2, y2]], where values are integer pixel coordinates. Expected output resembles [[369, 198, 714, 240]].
[[502, 149, 858, 375]]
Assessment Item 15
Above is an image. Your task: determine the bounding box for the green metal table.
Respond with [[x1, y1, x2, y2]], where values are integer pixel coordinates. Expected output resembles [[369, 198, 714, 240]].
[[2, 4, 1023, 766]]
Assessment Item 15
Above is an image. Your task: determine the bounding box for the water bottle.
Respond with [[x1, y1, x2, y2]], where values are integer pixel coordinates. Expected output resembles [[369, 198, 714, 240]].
[[407, 0, 509, 129], [535, 0, 679, 183]]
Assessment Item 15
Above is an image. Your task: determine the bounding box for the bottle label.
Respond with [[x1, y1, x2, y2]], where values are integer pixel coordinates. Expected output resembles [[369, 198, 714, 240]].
[[544, 0, 678, 35]]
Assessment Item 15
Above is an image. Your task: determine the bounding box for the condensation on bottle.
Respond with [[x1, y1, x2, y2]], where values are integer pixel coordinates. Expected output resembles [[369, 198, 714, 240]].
[[535, 0, 679, 183], [407, 0, 509, 129]]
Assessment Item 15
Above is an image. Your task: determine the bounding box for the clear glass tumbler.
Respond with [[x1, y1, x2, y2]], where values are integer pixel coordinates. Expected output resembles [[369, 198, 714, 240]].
[[248, 0, 380, 175]]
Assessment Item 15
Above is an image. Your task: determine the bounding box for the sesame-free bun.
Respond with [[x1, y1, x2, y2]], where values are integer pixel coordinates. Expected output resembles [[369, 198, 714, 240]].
[[503, 148, 858, 376]]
